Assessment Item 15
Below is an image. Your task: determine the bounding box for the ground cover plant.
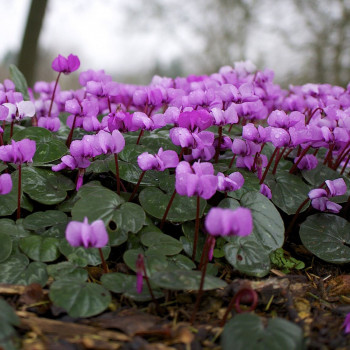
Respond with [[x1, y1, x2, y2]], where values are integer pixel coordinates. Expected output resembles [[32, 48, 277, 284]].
[[1, 56, 350, 349]]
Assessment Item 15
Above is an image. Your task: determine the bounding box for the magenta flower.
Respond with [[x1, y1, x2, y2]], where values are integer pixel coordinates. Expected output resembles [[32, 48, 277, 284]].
[[0, 139, 36, 164], [175, 161, 218, 200], [260, 183, 272, 199], [96, 130, 125, 155], [65, 217, 109, 248], [137, 148, 179, 171], [308, 178, 347, 213], [52, 54, 80, 74], [343, 313, 350, 334], [177, 110, 213, 131], [3, 101, 35, 122], [0, 173, 12, 195], [217, 172, 244, 192], [205, 207, 253, 237]]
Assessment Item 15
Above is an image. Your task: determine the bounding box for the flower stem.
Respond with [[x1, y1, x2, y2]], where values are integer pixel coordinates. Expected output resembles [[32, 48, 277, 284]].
[[220, 288, 258, 327], [65, 114, 77, 148], [341, 153, 350, 175], [214, 126, 223, 163], [272, 147, 286, 175], [114, 153, 121, 195], [17, 164, 22, 220], [192, 195, 200, 261], [289, 145, 311, 174], [48, 72, 61, 117], [160, 189, 177, 230], [260, 147, 279, 184], [228, 154, 236, 169], [136, 130, 144, 145], [190, 240, 209, 325], [128, 170, 146, 202], [98, 248, 108, 274]]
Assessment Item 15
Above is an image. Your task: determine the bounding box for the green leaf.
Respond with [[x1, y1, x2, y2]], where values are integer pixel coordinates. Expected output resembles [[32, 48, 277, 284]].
[[59, 240, 110, 267], [181, 222, 206, 262], [0, 170, 32, 215], [123, 249, 168, 275], [218, 197, 240, 210], [221, 314, 305, 350], [101, 272, 164, 302], [0, 253, 29, 284], [0, 298, 20, 350], [238, 192, 284, 253], [0, 219, 29, 241], [166, 254, 196, 270], [139, 187, 206, 222], [301, 163, 340, 186], [151, 269, 226, 291], [19, 235, 60, 262], [111, 202, 145, 233], [22, 166, 75, 205], [265, 172, 311, 215], [47, 261, 88, 282], [13, 127, 67, 163], [72, 186, 124, 224], [12, 261, 48, 286], [141, 231, 183, 256], [9, 64, 29, 100], [300, 214, 350, 263], [0, 232, 12, 263], [49, 279, 111, 318], [23, 210, 67, 231], [224, 238, 271, 277]]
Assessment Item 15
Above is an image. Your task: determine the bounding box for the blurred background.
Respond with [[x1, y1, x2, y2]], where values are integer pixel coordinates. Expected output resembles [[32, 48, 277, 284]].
[[1, 0, 350, 89]]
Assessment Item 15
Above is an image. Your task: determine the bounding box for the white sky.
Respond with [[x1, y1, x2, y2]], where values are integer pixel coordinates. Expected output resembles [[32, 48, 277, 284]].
[[0, 0, 305, 84]]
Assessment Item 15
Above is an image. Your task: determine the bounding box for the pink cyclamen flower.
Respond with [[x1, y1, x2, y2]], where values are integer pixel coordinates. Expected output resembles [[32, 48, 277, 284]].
[[308, 178, 347, 213], [217, 172, 244, 192], [65, 217, 108, 248], [205, 207, 253, 237], [0, 139, 36, 164], [52, 54, 80, 74], [343, 313, 350, 333], [137, 148, 179, 171], [0, 173, 12, 195], [175, 161, 218, 200], [3, 101, 35, 122]]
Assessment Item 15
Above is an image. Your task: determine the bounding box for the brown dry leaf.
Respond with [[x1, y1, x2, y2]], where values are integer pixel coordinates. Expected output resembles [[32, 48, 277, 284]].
[[294, 297, 312, 336], [89, 309, 162, 336], [326, 275, 350, 297]]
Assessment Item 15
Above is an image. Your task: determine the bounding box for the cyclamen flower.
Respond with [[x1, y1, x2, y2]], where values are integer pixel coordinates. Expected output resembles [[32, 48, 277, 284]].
[[343, 313, 350, 334], [205, 207, 253, 237], [137, 148, 179, 171], [260, 183, 272, 199], [175, 161, 217, 200], [217, 172, 244, 192], [308, 178, 347, 213], [52, 54, 80, 74], [2, 101, 35, 122], [0, 173, 12, 195], [65, 217, 108, 248], [0, 139, 36, 164]]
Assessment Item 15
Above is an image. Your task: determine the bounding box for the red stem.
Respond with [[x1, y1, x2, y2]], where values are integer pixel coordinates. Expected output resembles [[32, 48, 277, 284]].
[[228, 154, 236, 169], [160, 189, 177, 230], [17, 164, 21, 220], [272, 147, 286, 175], [192, 195, 200, 261], [48, 72, 61, 117], [98, 248, 108, 274], [65, 114, 77, 147], [289, 145, 311, 174], [136, 129, 144, 145], [214, 126, 223, 163], [114, 153, 121, 195], [260, 147, 279, 185], [128, 170, 146, 202]]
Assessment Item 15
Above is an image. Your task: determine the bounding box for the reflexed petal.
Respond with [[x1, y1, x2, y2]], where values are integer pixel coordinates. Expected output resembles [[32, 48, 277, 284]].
[[0, 173, 12, 195], [159, 150, 179, 169], [198, 174, 217, 199], [308, 188, 327, 200], [90, 220, 109, 247], [137, 153, 157, 171], [111, 130, 125, 153], [17, 101, 35, 118], [326, 178, 347, 197], [65, 221, 84, 246], [18, 139, 36, 163]]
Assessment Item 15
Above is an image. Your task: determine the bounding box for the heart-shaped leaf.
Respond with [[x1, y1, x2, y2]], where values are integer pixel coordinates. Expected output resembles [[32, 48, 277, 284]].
[[0, 298, 19, 349], [12, 262, 48, 286], [72, 186, 124, 224], [47, 261, 88, 282], [22, 166, 75, 205], [9, 64, 30, 100], [150, 269, 226, 290], [139, 187, 206, 222], [238, 191, 284, 253], [49, 279, 111, 318], [0, 232, 12, 263], [19, 235, 60, 262], [227, 169, 260, 200], [221, 314, 305, 350], [13, 127, 67, 163], [300, 213, 350, 263], [0, 253, 29, 284], [141, 231, 183, 256], [265, 172, 311, 215], [224, 238, 271, 277], [23, 210, 67, 231]]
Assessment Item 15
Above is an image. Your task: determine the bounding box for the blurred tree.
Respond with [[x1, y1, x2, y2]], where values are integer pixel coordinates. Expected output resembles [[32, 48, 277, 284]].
[[17, 0, 48, 86]]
